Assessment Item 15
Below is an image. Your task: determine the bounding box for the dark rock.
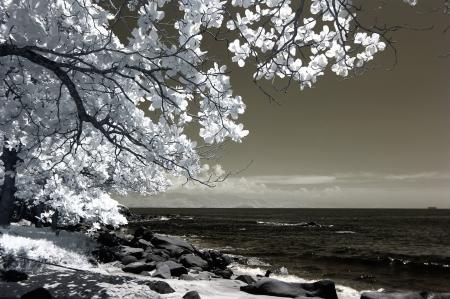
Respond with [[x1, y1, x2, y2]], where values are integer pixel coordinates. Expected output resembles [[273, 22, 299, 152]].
[[146, 280, 175, 294], [163, 244, 185, 257], [117, 204, 131, 217], [138, 239, 153, 248], [88, 257, 98, 266], [153, 263, 171, 279], [235, 275, 256, 284], [93, 246, 117, 263], [428, 294, 450, 299], [134, 226, 146, 238], [121, 255, 138, 265], [194, 272, 212, 280], [158, 260, 188, 277], [179, 274, 197, 281], [213, 269, 233, 279], [134, 226, 154, 241], [361, 292, 424, 299], [146, 253, 167, 263], [240, 278, 338, 299], [180, 254, 208, 269], [118, 246, 144, 259], [359, 292, 450, 299], [152, 249, 170, 259], [2, 270, 28, 282], [301, 280, 338, 299], [179, 272, 212, 281], [122, 261, 156, 274], [152, 234, 195, 253], [97, 232, 122, 247], [183, 290, 201, 299], [190, 266, 203, 272], [21, 287, 52, 299], [203, 250, 232, 270]]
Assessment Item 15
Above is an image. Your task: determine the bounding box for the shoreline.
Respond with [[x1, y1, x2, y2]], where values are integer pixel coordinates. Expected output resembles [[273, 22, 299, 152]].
[[127, 208, 450, 292], [0, 223, 360, 299], [1, 222, 449, 298]]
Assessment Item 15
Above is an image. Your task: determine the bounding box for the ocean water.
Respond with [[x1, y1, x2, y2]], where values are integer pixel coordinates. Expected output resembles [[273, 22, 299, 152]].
[[130, 208, 450, 292]]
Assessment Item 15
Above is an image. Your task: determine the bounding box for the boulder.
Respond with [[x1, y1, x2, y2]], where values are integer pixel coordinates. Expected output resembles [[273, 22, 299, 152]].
[[301, 280, 338, 299], [93, 246, 117, 263], [117, 204, 131, 218], [179, 274, 197, 281], [361, 292, 424, 299], [180, 254, 208, 269], [146, 253, 167, 263], [163, 245, 185, 257], [179, 272, 212, 281], [213, 269, 233, 279], [138, 239, 153, 248], [134, 226, 154, 241], [194, 272, 212, 280], [153, 263, 171, 279], [235, 275, 256, 284], [21, 287, 52, 299], [97, 231, 123, 247], [134, 226, 146, 238], [158, 260, 188, 277], [87, 257, 98, 266], [118, 246, 144, 259], [2, 270, 28, 282], [146, 280, 175, 294], [122, 261, 156, 274], [152, 234, 195, 253], [241, 278, 338, 299], [152, 249, 170, 259], [190, 266, 203, 272], [361, 293, 450, 299], [203, 250, 232, 270], [183, 290, 201, 299], [121, 255, 138, 265]]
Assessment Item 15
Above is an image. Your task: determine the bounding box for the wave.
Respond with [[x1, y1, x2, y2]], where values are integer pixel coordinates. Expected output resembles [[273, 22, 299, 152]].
[[146, 215, 194, 222], [256, 221, 332, 228], [311, 254, 450, 272], [227, 253, 271, 267], [335, 231, 356, 234]]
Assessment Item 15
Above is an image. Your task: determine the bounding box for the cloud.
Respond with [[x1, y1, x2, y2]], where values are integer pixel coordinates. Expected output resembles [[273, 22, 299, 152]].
[[116, 168, 450, 208], [384, 172, 439, 180], [247, 175, 336, 185]]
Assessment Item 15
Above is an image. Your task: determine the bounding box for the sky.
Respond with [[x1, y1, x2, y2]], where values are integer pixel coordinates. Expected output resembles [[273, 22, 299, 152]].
[[120, 1, 450, 208]]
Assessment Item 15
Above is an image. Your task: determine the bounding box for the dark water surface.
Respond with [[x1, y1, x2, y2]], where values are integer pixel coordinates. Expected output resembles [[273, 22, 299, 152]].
[[130, 208, 450, 292]]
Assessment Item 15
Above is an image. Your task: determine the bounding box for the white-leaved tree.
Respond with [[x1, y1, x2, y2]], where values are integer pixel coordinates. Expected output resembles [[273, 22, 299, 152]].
[[0, 0, 420, 227]]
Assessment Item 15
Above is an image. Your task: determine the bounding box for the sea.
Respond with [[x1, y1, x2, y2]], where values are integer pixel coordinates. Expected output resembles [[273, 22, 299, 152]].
[[130, 208, 450, 292]]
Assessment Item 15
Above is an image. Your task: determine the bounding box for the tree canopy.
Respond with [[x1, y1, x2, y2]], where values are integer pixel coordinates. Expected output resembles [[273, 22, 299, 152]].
[[0, 0, 419, 227]]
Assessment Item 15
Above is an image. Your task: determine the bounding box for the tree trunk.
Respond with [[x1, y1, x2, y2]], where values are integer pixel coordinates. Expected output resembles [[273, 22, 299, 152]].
[[0, 146, 20, 226]]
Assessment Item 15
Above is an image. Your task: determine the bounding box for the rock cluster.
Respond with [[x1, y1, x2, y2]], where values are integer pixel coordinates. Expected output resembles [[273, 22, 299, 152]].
[[92, 226, 233, 281]]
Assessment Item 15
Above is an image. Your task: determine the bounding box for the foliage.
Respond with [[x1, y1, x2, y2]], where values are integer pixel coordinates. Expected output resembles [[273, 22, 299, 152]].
[[0, 0, 417, 226]]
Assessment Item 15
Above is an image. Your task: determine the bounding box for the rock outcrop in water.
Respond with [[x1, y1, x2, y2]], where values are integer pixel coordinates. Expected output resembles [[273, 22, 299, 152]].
[[240, 277, 338, 299], [361, 292, 450, 299]]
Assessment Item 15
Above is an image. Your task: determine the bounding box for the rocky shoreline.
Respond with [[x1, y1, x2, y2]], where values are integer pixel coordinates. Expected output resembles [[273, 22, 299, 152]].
[[1, 220, 450, 298]]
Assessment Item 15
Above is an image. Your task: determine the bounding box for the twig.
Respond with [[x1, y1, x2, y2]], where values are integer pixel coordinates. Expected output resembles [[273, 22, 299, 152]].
[[1, 254, 88, 272]]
